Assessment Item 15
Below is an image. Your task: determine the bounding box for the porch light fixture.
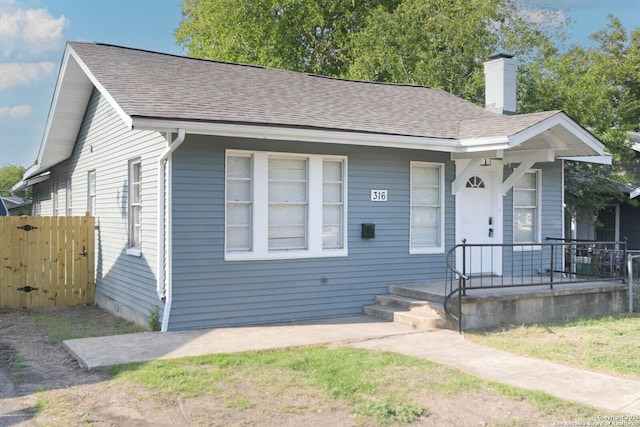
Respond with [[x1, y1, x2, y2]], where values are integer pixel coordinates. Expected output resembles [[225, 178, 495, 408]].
[[481, 158, 492, 167]]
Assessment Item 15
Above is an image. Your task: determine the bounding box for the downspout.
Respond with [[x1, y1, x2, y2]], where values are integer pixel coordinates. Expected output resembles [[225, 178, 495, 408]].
[[157, 128, 185, 332]]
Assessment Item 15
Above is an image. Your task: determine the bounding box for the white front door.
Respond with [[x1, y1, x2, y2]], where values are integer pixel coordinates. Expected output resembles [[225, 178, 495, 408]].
[[455, 161, 503, 276]]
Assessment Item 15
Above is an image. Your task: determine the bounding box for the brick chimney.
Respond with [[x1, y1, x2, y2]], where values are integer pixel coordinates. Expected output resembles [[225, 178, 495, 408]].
[[483, 54, 516, 115]]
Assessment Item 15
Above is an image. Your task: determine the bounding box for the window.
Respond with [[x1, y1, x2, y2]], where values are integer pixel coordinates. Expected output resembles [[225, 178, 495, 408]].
[[128, 159, 142, 251], [52, 182, 58, 216], [66, 178, 72, 216], [87, 170, 96, 215], [410, 162, 444, 254], [225, 150, 347, 260], [513, 170, 540, 243]]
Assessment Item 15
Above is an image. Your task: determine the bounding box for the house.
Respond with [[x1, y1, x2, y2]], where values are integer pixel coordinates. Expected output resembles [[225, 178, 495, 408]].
[[16, 43, 610, 331], [570, 132, 640, 250], [1, 195, 31, 216], [0, 197, 7, 216]]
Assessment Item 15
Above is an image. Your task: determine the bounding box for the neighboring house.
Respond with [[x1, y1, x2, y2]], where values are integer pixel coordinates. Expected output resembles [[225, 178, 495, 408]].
[[571, 132, 640, 249], [0, 197, 7, 216], [16, 43, 610, 331], [1, 195, 31, 216]]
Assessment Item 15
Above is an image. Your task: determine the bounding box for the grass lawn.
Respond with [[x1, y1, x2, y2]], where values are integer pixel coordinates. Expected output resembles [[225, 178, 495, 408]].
[[467, 314, 640, 379]]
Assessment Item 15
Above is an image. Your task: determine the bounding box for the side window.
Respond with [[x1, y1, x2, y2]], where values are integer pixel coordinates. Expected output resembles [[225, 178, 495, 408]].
[[87, 170, 96, 215], [128, 159, 142, 251], [513, 170, 540, 243], [66, 178, 72, 216], [410, 162, 444, 254], [52, 182, 58, 216]]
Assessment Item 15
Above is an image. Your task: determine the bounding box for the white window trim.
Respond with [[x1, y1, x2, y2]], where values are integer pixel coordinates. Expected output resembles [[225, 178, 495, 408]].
[[409, 161, 445, 255], [66, 177, 72, 216], [127, 158, 142, 256], [87, 170, 96, 216], [513, 169, 542, 251], [52, 181, 58, 216], [225, 150, 348, 261]]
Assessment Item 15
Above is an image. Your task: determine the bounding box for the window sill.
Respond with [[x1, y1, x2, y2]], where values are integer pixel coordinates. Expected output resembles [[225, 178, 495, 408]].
[[126, 248, 142, 257], [410, 247, 444, 255], [225, 248, 348, 261], [512, 244, 542, 252]]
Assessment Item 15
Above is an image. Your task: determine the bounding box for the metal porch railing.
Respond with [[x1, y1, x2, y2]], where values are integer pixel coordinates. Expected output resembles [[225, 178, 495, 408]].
[[444, 238, 627, 332]]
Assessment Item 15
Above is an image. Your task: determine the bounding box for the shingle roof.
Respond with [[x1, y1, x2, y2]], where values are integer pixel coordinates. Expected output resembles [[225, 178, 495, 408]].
[[69, 42, 551, 140]]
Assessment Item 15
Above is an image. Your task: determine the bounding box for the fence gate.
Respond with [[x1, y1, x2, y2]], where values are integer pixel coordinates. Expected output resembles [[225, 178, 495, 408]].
[[0, 215, 95, 308]]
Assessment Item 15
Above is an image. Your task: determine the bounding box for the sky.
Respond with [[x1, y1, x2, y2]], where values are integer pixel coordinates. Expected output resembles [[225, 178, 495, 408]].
[[0, 0, 638, 171]]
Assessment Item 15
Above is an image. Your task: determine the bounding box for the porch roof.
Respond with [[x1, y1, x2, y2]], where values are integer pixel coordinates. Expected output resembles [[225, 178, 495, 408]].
[[25, 42, 609, 179]]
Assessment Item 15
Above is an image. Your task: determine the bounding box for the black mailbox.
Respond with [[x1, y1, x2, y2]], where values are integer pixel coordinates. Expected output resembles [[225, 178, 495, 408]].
[[361, 223, 375, 239]]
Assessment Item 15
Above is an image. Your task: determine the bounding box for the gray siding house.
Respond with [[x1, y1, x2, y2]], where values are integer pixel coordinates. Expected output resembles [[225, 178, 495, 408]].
[[19, 42, 610, 331]]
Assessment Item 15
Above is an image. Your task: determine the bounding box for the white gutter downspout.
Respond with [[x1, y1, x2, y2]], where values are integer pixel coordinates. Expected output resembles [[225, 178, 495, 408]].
[[157, 128, 186, 332]]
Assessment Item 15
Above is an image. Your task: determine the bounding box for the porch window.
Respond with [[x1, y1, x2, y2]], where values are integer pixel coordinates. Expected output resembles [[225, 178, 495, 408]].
[[128, 159, 142, 252], [410, 162, 444, 254], [513, 170, 540, 243], [225, 150, 347, 260]]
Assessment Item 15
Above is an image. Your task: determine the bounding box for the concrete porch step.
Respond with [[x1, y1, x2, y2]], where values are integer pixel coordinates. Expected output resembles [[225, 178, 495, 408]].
[[376, 294, 446, 316], [388, 284, 446, 304], [363, 304, 441, 329]]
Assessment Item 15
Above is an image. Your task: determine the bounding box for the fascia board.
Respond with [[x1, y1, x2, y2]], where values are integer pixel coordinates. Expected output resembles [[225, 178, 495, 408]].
[[26, 46, 133, 180], [509, 113, 606, 155], [132, 118, 463, 152], [560, 155, 613, 165], [67, 48, 133, 130]]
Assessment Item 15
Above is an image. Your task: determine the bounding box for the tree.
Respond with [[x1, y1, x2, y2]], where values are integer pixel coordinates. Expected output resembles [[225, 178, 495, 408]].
[[346, 0, 552, 101], [519, 16, 640, 220], [0, 164, 24, 197], [175, 0, 555, 97], [175, 0, 401, 76]]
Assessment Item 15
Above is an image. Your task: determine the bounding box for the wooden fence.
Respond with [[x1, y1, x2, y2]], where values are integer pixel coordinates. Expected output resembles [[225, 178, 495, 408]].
[[0, 215, 95, 308]]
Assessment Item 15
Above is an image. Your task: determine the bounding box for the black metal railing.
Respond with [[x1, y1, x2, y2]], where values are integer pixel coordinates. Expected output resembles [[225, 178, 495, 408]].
[[444, 238, 627, 332]]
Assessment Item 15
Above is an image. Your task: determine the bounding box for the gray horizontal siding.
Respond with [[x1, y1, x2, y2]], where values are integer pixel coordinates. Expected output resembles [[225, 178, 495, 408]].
[[168, 135, 454, 330], [35, 89, 169, 326]]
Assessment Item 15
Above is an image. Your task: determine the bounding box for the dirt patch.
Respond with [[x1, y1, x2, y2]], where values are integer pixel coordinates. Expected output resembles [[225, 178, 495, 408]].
[[0, 306, 591, 426]]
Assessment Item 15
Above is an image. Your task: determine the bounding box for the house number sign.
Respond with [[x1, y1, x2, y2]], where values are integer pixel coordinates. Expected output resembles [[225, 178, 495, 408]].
[[370, 190, 388, 202]]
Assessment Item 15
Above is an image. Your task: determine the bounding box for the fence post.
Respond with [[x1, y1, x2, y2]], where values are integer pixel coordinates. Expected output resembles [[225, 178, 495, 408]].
[[628, 254, 634, 314], [549, 244, 554, 290]]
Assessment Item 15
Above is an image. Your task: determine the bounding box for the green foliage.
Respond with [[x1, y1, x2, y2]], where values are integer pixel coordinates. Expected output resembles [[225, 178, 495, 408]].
[[519, 17, 640, 218], [347, 0, 551, 101], [176, 0, 554, 100], [176, 0, 401, 76], [0, 164, 24, 197], [149, 306, 161, 331]]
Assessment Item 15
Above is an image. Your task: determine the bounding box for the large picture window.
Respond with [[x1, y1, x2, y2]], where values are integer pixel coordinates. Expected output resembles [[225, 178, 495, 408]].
[[513, 170, 540, 243], [226, 150, 347, 260], [410, 162, 444, 254]]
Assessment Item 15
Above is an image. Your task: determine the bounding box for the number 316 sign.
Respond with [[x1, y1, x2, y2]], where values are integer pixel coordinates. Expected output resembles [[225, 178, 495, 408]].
[[371, 190, 388, 202]]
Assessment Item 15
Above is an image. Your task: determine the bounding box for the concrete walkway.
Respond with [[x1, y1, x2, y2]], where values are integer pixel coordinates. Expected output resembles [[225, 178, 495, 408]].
[[64, 315, 640, 415]]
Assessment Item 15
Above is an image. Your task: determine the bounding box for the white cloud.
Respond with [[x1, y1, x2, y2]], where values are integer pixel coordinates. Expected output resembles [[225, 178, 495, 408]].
[[0, 61, 56, 89], [519, 9, 566, 28], [0, 104, 32, 119], [0, 5, 68, 59]]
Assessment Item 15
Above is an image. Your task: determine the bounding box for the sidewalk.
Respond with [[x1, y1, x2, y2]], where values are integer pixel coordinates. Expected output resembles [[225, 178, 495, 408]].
[[64, 315, 640, 415]]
